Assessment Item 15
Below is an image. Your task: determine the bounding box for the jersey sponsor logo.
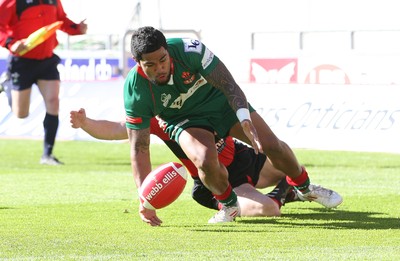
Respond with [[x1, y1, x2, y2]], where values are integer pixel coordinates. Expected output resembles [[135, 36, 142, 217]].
[[161, 93, 172, 107], [169, 76, 207, 109], [202, 48, 214, 69], [126, 115, 143, 124], [181, 71, 195, 84], [183, 39, 202, 54]]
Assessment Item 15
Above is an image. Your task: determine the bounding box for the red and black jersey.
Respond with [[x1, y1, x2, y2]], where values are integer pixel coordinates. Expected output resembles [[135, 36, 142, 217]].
[[0, 0, 83, 59]]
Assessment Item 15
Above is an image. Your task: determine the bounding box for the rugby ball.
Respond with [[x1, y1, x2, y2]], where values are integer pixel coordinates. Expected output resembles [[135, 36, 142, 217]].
[[139, 162, 187, 209]]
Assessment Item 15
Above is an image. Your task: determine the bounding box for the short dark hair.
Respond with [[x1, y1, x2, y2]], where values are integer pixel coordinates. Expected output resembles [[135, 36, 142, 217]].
[[130, 26, 167, 61]]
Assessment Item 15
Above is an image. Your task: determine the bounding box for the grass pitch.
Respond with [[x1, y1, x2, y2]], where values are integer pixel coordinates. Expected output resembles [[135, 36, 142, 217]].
[[1, 139, 399, 260]]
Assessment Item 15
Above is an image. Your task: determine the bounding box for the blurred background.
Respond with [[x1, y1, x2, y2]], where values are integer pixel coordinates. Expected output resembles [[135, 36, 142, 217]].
[[1, 0, 399, 153], [59, 0, 400, 82]]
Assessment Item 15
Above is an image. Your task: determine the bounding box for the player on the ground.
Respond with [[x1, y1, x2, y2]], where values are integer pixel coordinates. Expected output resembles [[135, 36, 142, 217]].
[[70, 108, 342, 219]]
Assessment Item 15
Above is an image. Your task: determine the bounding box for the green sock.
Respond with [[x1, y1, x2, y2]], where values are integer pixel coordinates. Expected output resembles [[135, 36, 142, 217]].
[[217, 191, 238, 207], [214, 184, 238, 207], [295, 179, 311, 194]]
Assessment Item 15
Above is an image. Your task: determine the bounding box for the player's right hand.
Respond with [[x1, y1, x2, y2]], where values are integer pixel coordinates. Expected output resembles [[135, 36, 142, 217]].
[[139, 203, 162, 226]]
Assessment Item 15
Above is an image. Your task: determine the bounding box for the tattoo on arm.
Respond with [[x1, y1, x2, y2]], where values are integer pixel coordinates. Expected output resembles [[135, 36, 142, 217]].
[[204, 61, 248, 111], [127, 127, 151, 187], [128, 128, 150, 154]]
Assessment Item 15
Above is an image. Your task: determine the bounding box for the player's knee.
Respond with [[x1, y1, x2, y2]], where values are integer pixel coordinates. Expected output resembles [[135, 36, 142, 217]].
[[262, 204, 281, 217], [14, 111, 29, 118], [196, 158, 219, 176], [239, 200, 281, 217], [44, 98, 59, 112], [258, 198, 281, 217], [11, 104, 29, 118]]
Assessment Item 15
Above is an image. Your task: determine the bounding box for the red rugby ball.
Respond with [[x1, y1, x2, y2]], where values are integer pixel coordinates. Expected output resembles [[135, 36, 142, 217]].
[[139, 162, 187, 209]]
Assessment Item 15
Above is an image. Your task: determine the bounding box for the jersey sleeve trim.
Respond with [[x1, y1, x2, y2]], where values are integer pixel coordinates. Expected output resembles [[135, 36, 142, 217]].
[[126, 116, 143, 124]]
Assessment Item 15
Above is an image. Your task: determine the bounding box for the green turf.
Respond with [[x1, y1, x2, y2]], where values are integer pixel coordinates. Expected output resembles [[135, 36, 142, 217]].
[[1, 139, 399, 260]]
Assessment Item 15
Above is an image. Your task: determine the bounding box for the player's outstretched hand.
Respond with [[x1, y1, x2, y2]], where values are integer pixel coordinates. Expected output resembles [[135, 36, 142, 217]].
[[139, 204, 162, 226], [241, 120, 263, 154], [70, 108, 87, 129]]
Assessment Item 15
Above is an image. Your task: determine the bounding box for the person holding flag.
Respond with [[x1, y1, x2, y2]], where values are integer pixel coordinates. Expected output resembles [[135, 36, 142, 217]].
[[0, 0, 87, 165]]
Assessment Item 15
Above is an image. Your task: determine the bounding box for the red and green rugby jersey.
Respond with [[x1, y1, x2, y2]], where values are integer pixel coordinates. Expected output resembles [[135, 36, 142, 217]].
[[124, 38, 231, 131]]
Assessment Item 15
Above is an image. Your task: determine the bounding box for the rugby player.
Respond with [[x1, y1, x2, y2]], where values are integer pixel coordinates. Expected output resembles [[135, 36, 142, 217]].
[[123, 27, 341, 225]]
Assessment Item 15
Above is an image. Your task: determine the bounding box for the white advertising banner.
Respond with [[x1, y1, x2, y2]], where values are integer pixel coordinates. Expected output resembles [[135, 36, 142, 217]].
[[241, 84, 400, 153], [1, 82, 399, 154]]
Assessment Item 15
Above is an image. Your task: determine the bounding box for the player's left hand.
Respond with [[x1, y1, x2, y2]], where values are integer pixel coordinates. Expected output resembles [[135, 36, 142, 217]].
[[139, 204, 162, 226], [241, 120, 263, 154]]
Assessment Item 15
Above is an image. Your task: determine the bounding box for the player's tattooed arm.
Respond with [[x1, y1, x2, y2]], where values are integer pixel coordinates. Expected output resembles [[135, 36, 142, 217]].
[[128, 128, 150, 153], [127, 128, 152, 187], [206, 61, 262, 153], [204, 61, 248, 111]]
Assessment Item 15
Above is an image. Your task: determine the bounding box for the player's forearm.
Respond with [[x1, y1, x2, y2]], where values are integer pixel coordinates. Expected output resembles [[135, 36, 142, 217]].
[[82, 119, 127, 140], [130, 149, 152, 189], [128, 128, 152, 188]]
